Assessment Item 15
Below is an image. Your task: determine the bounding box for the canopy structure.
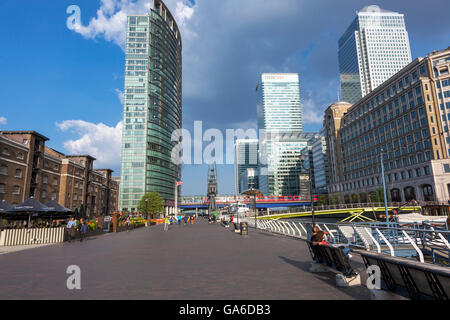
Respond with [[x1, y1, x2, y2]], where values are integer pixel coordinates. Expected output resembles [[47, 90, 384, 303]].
[[0, 200, 13, 214], [241, 188, 264, 198], [5, 197, 51, 221], [43, 199, 73, 219]]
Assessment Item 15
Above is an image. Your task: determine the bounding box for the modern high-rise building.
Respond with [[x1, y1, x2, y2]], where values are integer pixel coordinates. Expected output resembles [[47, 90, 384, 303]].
[[259, 132, 320, 196], [326, 47, 450, 205], [309, 129, 329, 194], [119, 0, 182, 212], [256, 73, 318, 196], [257, 73, 305, 196], [257, 73, 302, 133], [338, 5, 412, 104], [234, 139, 259, 194]]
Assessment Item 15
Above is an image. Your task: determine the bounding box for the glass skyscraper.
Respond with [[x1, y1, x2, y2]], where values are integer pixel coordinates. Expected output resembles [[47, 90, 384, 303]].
[[119, 0, 182, 211], [338, 5, 412, 104], [257, 73, 302, 132], [257, 73, 313, 196], [234, 139, 259, 194]]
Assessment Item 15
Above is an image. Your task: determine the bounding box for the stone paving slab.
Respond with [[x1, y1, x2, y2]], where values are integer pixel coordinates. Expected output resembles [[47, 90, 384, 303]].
[[0, 220, 371, 300]]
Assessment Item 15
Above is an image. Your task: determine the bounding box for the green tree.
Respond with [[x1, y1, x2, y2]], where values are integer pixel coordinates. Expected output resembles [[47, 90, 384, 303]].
[[138, 192, 164, 219]]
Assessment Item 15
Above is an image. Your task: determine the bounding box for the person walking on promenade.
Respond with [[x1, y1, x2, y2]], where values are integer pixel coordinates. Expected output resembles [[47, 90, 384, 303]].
[[79, 219, 88, 242], [177, 215, 181, 225], [164, 217, 169, 231], [67, 217, 77, 242]]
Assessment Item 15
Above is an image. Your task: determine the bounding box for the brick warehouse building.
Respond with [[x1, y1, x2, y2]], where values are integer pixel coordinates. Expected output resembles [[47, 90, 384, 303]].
[[0, 131, 119, 217]]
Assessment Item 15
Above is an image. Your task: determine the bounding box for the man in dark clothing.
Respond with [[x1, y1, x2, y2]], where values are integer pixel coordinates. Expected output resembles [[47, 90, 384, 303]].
[[79, 219, 88, 242]]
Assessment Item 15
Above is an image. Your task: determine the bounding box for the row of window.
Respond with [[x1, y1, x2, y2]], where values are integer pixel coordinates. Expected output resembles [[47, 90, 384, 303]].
[[343, 166, 431, 191], [1, 148, 24, 159]]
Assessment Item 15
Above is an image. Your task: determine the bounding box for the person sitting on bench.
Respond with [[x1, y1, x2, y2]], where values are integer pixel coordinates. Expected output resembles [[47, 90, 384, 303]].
[[312, 230, 329, 246], [313, 230, 352, 258]]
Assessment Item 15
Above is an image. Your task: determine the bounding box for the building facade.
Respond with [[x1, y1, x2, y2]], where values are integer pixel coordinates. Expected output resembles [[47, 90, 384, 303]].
[[119, 0, 182, 212], [338, 5, 412, 104], [260, 132, 320, 196], [310, 129, 329, 194], [326, 47, 450, 203], [257, 73, 310, 196], [257, 73, 302, 133], [234, 139, 259, 194], [0, 131, 119, 216], [239, 168, 259, 193]]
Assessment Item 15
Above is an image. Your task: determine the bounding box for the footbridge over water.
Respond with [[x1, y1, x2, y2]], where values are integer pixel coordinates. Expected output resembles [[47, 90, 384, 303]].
[[179, 195, 314, 210]]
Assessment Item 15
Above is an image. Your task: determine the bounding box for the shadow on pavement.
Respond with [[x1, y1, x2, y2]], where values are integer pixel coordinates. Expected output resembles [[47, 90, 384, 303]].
[[278, 255, 371, 300]]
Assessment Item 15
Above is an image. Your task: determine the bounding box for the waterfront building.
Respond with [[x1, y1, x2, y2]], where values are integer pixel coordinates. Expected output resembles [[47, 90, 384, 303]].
[[234, 139, 259, 194], [338, 5, 412, 104], [325, 47, 450, 203], [119, 0, 182, 211], [0, 131, 119, 216]]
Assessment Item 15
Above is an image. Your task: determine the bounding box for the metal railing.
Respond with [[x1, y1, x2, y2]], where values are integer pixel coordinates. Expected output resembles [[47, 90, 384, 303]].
[[243, 218, 450, 266]]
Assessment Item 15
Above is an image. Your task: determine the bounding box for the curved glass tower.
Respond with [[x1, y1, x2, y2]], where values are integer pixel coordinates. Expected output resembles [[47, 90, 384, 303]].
[[119, 0, 182, 211]]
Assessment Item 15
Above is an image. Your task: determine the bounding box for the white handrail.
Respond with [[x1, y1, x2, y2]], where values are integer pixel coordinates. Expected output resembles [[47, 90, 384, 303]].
[[365, 227, 381, 253], [430, 227, 450, 250], [298, 223, 307, 235], [402, 230, 424, 263], [376, 228, 395, 257], [279, 222, 287, 234], [323, 224, 335, 239], [287, 222, 296, 236], [292, 222, 302, 237], [275, 221, 282, 233]]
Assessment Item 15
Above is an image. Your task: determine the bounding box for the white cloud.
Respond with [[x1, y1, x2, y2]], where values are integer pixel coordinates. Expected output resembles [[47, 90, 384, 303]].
[[70, 0, 196, 50], [0, 117, 6, 125], [115, 88, 124, 104], [56, 120, 122, 169]]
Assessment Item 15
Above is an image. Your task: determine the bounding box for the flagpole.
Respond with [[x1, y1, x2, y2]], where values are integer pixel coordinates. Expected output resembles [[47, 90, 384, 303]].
[[174, 181, 178, 219]]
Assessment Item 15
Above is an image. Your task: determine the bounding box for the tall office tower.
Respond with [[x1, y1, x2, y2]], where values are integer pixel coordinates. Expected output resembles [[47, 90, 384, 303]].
[[257, 73, 309, 196], [257, 73, 302, 132], [338, 5, 412, 104], [119, 0, 182, 212], [309, 128, 329, 194], [326, 47, 450, 204], [234, 139, 259, 194]]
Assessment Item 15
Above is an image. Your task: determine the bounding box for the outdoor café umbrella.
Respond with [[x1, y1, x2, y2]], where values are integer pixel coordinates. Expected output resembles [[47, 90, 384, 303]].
[[0, 200, 13, 215], [44, 199, 73, 220], [7, 197, 51, 227]]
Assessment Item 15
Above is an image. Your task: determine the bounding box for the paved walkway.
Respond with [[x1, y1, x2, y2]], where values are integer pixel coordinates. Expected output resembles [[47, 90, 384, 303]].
[[0, 219, 371, 299]]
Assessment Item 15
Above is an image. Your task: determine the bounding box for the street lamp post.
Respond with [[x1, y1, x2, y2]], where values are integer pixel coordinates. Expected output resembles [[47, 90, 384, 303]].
[[300, 155, 315, 227], [309, 166, 315, 228], [145, 198, 149, 221]]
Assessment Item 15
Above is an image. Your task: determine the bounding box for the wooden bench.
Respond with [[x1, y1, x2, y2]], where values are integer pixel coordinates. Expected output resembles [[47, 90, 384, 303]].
[[355, 249, 450, 300], [306, 240, 360, 286]]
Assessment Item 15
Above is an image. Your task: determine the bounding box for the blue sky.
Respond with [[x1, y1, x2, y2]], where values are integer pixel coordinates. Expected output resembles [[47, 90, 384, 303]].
[[0, 0, 449, 196]]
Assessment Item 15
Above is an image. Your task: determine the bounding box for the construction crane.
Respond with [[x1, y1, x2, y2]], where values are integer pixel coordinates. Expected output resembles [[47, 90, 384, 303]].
[[207, 164, 218, 215]]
